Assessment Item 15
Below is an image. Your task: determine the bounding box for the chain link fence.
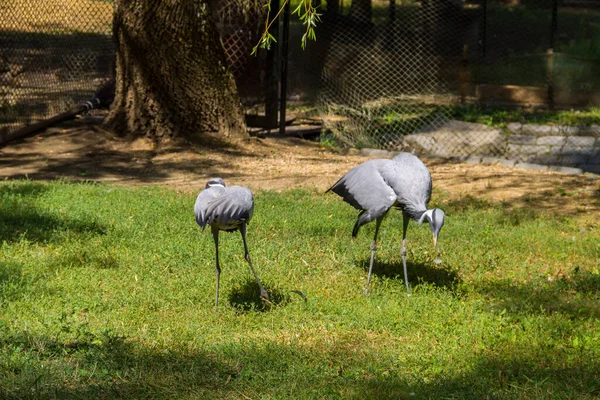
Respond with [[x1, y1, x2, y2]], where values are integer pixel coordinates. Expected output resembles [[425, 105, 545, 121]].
[[0, 0, 268, 141], [212, 0, 268, 108], [0, 0, 114, 139], [1, 0, 599, 170], [290, 0, 600, 170], [311, 0, 466, 150]]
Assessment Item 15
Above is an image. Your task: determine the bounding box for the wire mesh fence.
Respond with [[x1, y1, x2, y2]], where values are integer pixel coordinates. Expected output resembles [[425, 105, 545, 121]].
[[0, 0, 268, 142], [1, 0, 599, 170], [312, 0, 467, 151], [294, 0, 600, 169], [212, 0, 269, 107], [0, 0, 114, 138]]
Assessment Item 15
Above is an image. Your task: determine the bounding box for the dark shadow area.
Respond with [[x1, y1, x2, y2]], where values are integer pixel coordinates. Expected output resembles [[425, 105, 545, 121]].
[[0, 121, 243, 182], [0, 260, 55, 304], [0, 29, 113, 138], [356, 352, 600, 399], [358, 258, 460, 291], [442, 194, 495, 214], [0, 209, 106, 244], [0, 116, 338, 187], [0, 261, 26, 303], [0, 330, 238, 400], [0, 262, 21, 285], [0, 180, 48, 197], [1, 30, 112, 66], [0, 181, 107, 243], [1, 327, 599, 399], [228, 279, 288, 312], [0, 88, 94, 131], [475, 274, 600, 320]]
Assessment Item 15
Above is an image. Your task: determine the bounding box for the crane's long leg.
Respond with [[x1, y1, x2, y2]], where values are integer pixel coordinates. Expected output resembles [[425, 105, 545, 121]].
[[240, 223, 270, 302], [365, 216, 384, 295], [402, 212, 411, 296], [212, 226, 221, 309]]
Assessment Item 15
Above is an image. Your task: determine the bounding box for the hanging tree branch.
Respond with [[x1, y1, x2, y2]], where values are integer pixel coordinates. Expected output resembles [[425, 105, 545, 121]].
[[252, 0, 321, 54]]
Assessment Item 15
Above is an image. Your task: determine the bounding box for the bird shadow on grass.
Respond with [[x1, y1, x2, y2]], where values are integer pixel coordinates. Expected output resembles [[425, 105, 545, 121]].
[[228, 279, 289, 312], [358, 258, 461, 290]]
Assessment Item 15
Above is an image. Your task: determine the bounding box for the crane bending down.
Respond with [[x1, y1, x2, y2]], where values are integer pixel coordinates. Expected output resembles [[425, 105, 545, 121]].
[[327, 152, 445, 295], [194, 178, 270, 308]]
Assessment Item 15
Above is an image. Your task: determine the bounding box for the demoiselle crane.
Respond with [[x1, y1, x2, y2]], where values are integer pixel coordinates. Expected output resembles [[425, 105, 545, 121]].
[[194, 178, 269, 308], [327, 152, 445, 295]]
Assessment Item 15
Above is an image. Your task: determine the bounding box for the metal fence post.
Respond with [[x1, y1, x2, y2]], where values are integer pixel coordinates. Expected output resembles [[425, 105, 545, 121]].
[[265, 0, 280, 130], [550, 0, 558, 49], [460, 45, 470, 104], [547, 48, 555, 110], [481, 0, 487, 58], [547, 0, 557, 110], [279, 0, 290, 136]]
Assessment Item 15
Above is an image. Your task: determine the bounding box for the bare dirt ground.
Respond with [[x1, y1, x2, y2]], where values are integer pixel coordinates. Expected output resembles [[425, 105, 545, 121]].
[[1, 117, 599, 222]]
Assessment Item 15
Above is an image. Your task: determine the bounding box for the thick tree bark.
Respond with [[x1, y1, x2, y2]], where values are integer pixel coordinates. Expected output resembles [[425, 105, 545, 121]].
[[105, 0, 246, 140]]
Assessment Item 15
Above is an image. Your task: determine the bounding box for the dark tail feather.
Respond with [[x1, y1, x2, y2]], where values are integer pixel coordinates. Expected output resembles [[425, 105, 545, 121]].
[[325, 175, 344, 194], [352, 208, 389, 238], [352, 220, 361, 238], [352, 210, 369, 238]]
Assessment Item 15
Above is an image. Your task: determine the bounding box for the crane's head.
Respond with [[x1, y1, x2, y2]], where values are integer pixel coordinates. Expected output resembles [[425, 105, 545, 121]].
[[420, 208, 445, 249], [205, 177, 226, 188]]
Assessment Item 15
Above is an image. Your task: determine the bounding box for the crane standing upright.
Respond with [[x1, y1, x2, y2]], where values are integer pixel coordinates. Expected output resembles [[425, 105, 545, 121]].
[[327, 152, 445, 295], [194, 178, 269, 308]]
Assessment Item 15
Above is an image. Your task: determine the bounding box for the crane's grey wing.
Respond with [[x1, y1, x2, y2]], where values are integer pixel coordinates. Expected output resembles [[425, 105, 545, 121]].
[[194, 186, 225, 230], [387, 152, 432, 217], [328, 160, 401, 237], [204, 186, 254, 230], [328, 159, 397, 214]]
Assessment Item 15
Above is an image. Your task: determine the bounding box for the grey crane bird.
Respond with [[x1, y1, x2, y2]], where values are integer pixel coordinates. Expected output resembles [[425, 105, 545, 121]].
[[327, 152, 445, 295], [194, 178, 269, 308]]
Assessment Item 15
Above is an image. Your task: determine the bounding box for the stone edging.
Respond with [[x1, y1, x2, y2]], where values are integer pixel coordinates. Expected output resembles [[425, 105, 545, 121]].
[[356, 148, 600, 177]]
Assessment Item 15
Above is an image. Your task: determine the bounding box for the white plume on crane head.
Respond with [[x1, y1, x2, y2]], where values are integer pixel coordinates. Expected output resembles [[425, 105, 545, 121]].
[[205, 177, 226, 188]]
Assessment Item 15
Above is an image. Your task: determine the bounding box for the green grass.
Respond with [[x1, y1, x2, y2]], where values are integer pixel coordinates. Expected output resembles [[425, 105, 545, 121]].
[[1, 180, 600, 399], [451, 105, 600, 128], [320, 104, 600, 150]]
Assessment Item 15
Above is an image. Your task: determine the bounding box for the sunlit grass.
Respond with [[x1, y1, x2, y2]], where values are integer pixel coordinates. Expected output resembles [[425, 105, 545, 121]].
[[452, 105, 600, 128], [1, 180, 599, 399]]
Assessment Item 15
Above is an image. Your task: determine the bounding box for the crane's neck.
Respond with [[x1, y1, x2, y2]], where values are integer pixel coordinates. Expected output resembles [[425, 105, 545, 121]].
[[417, 209, 434, 224], [398, 202, 429, 222]]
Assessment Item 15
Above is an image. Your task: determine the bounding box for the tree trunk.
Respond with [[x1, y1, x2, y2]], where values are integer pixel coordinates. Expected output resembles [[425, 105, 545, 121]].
[[105, 0, 246, 140]]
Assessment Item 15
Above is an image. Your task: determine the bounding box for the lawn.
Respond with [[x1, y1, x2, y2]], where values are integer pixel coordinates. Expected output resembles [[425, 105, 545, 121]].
[[1, 179, 599, 399]]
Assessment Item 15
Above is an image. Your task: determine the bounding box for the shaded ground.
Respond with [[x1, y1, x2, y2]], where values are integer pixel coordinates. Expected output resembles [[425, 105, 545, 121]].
[[0, 117, 598, 221]]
